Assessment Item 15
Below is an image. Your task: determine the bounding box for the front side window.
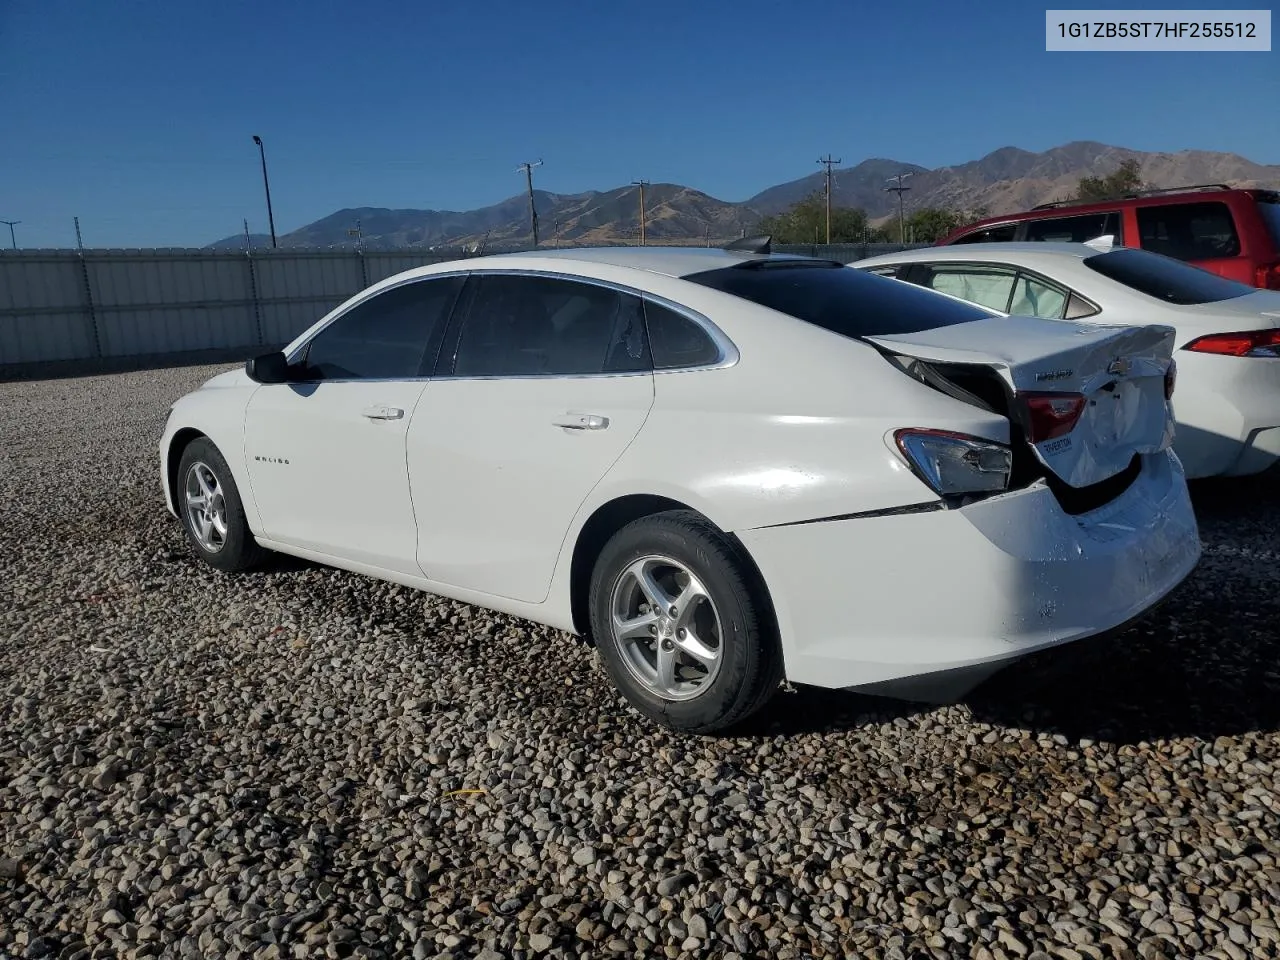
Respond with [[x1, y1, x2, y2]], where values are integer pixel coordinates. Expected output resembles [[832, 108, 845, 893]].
[[1137, 201, 1242, 260], [1084, 247, 1253, 305], [1024, 211, 1123, 244], [301, 275, 463, 380], [451, 274, 650, 377], [921, 265, 1017, 313]]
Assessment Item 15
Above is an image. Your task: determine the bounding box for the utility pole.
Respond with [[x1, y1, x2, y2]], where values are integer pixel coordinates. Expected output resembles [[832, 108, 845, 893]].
[[74, 217, 84, 250], [817, 156, 841, 244], [517, 159, 543, 247], [251, 135, 278, 248], [243, 218, 252, 251], [885, 172, 914, 244], [631, 180, 649, 245], [0, 220, 19, 249]]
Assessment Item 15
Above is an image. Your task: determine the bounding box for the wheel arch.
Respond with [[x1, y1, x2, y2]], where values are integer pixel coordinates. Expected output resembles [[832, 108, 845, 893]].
[[567, 493, 778, 645], [165, 427, 209, 514]]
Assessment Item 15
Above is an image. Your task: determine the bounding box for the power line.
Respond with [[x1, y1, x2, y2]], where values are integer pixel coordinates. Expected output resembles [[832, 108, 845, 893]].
[[885, 172, 914, 244], [817, 156, 841, 244], [631, 180, 649, 246], [517, 159, 544, 246]]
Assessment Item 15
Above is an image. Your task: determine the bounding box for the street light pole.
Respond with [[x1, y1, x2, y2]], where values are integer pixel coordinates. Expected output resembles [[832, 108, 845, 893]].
[[0, 220, 20, 249], [251, 135, 278, 248]]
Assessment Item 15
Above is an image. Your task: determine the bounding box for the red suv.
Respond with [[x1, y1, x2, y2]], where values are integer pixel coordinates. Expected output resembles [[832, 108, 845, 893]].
[[938, 185, 1280, 290]]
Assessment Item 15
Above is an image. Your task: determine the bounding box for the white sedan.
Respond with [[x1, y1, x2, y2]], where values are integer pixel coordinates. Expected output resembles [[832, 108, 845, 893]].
[[160, 242, 1201, 732], [851, 242, 1280, 479]]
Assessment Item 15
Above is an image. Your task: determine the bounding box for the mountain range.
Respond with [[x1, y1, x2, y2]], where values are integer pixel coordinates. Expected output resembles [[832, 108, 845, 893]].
[[210, 141, 1280, 250]]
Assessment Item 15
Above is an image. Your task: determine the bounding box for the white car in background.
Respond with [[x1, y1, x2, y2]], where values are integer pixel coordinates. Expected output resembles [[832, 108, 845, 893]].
[[851, 242, 1280, 479], [160, 242, 1200, 733]]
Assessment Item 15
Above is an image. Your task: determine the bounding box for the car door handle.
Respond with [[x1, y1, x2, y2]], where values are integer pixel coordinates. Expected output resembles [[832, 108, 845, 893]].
[[362, 404, 404, 421], [552, 413, 609, 430]]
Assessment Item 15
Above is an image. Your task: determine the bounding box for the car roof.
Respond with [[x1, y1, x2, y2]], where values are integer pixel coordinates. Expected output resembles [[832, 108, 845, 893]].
[[947, 186, 1265, 235], [468, 245, 817, 278], [853, 241, 1104, 268]]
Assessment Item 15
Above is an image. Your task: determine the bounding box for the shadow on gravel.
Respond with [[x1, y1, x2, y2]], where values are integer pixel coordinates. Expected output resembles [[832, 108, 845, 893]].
[[1188, 465, 1280, 523], [738, 608, 1280, 745]]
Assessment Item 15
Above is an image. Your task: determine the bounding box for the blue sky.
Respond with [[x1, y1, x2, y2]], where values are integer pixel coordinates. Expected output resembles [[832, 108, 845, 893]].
[[1, 0, 1276, 248]]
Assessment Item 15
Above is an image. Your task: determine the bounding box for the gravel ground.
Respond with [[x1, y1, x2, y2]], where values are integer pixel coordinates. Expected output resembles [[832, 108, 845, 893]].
[[2, 362, 1279, 960]]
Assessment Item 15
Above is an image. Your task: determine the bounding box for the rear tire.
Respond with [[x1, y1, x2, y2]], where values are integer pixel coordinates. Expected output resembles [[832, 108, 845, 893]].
[[588, 510, 782, 733], [176, 437, 267, 573]]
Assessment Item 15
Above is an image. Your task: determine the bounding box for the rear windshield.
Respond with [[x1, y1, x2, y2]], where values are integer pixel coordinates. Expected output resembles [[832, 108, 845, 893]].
[[1258, 200, 1280, 249], [682, 260, 993, 337], [1084, 247, 1254, 305]]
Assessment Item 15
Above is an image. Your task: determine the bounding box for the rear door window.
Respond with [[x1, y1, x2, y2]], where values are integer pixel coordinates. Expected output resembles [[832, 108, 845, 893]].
[[450, 274, 650, 377], [682, 260, 994, 338], [1084, 247, 1253, 305], [1136, 201, 1241, 260], [1024, 211, 1124, 244], [920, 265, 1017, 313]]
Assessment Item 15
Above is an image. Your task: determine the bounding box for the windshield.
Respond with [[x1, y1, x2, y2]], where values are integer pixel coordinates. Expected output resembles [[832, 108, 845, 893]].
[[1083, 247, 1254, 305], [682, 260, 995, 338]]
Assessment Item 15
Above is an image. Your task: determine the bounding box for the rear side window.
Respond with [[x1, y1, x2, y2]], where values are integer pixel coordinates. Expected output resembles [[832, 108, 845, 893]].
[[683, 261, 993, 337], [1024, 211, 1123, 243], [1084, 248, 1253, 305], [1009, 275, 1069, 320], [951, 223, 1017, 244], [1256, 200, 1280, 249], [644, 301, 721, 369], [1137, 201, 1241, 260]]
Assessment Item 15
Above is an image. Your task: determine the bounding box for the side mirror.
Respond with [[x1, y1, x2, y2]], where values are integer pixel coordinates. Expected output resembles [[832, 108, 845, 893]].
[[245, 351, 291, 384]]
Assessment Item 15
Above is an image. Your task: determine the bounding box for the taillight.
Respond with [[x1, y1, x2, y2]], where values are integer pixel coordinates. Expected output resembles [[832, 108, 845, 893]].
[[1183, 329, 1280, 358], [894, 429, 1011, 496], [1020, 392, 1087, 442], [1255, 262, 1280, 291], [1165, 358, 1177, 399]]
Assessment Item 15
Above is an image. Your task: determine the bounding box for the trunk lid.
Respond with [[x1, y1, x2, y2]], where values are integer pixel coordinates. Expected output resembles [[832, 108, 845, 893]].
[[866, 315, 1177, 488], [1173, 289, 1280, 330]]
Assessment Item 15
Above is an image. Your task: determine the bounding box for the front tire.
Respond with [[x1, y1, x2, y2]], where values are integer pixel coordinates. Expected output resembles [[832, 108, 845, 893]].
[[176, 437, 266, 573], [588, 510, 782, 733]]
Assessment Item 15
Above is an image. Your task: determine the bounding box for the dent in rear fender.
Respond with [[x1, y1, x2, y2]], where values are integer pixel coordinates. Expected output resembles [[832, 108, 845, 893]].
[[597, 407, 1000, 532]]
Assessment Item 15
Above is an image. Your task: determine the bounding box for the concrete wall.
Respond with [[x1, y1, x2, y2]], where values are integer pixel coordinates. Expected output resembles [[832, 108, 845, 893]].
[[0, 242, 927, 377]]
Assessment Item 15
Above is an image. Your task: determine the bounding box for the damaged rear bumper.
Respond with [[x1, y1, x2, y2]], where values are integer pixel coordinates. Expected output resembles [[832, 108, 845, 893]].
[[736, 450, 1201, 703]]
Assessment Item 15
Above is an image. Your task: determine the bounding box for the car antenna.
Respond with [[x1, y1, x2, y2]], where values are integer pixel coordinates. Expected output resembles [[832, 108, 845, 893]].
[[723, 234, 772, 254]]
